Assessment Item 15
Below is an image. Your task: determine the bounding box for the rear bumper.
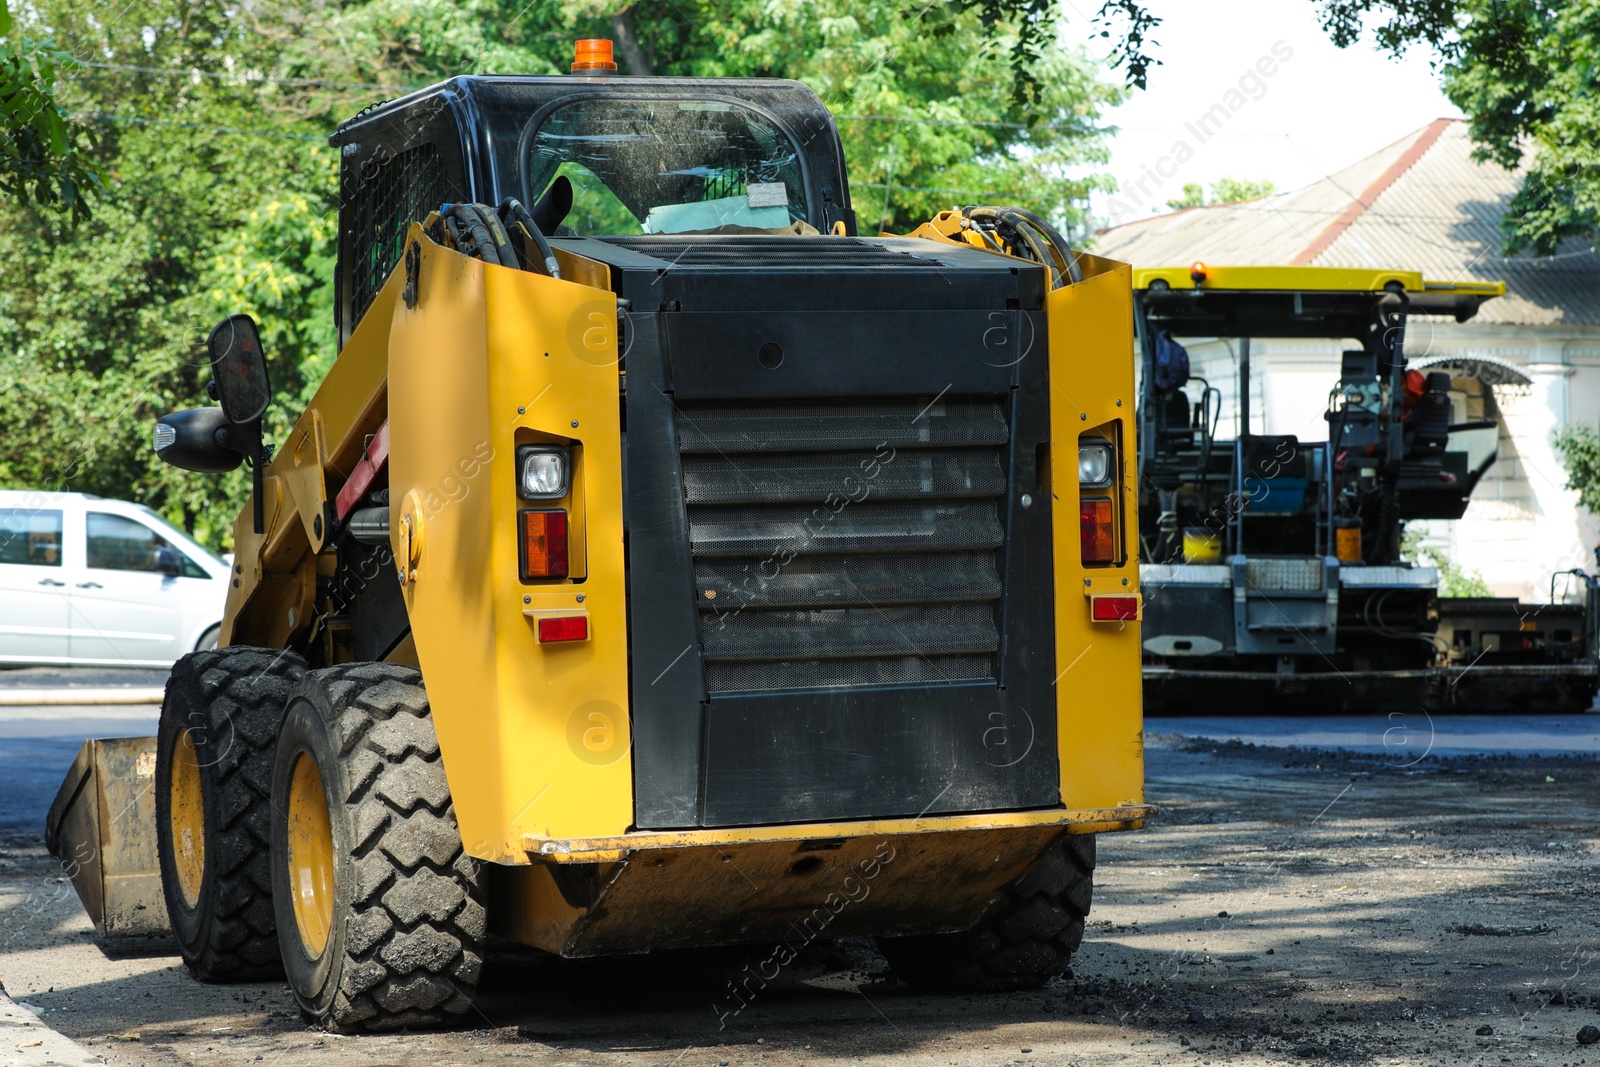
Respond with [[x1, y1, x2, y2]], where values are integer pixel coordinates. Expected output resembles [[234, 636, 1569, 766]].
[[1146, 663, 1599, 682], [496, 804, 1152, 958], [1144, 663, 1599, 713], [523, 803, 1153, 863]]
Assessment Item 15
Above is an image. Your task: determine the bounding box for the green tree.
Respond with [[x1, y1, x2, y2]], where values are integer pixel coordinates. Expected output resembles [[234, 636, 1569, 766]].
[[1211, 177, 1275, 204], [1430, 1, 1600, 256], [0, 0, 102, 220], [1165, 178, 1275, 211], [1166, 182, 1206, 210], [1401, 527, 1493, 598], [612, 1, 1121, 232], [1555, 425, 1600, 513], [0, 0, 337, 546]]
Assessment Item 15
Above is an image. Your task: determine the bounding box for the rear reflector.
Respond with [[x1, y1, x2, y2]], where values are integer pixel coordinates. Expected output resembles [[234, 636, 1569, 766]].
[[1092, 596, 1139, 621], [536, 615, 589, 643], [520, 509, 569, 579], [1079, 498, 1115, 563]]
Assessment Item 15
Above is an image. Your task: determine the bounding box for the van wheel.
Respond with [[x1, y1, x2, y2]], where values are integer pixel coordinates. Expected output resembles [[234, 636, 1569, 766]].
[[194, 625, 221, 652], [155, 647, 308, 981], [270, 663, 484, 1032], [876, 834, 1095, 992]]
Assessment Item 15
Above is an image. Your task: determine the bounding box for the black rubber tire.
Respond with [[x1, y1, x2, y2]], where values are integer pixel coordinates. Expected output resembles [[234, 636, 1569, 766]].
[[270, 663, 485, 1032], [876, 834, 1095, 993], [155, 647, 308, 981]]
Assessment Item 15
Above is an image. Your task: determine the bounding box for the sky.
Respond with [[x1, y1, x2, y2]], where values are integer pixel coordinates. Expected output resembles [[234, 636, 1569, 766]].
[[1059, 0, 1461, 228]]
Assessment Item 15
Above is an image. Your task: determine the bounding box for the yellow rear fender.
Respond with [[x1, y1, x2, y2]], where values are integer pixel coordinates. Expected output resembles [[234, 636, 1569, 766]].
[[387, 227, 631, 864], [1047, 251, 1144, 810]]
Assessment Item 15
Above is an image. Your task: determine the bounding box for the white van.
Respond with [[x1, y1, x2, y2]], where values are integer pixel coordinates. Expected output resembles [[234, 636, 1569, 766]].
[[0, 491, 230, 667]]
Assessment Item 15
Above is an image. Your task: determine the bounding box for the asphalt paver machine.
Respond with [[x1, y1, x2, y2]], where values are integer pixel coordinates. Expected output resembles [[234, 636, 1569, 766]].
[[1135, 264, 1599, 713]]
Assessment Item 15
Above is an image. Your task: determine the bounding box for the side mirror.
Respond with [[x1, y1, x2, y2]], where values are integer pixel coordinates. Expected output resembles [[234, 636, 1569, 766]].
[[153, 408, 244, 474], [152, 314, 275, 533], [156, 546, 183, 578], [207, 314, 271, 426], [205, 314, 273, 535]]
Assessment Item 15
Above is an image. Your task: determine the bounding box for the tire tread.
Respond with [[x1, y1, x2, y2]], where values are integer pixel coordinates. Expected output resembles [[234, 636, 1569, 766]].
[[876, 833, 1096, 993], [295, 664, 483, 1033], [158, 646, 307, 982]]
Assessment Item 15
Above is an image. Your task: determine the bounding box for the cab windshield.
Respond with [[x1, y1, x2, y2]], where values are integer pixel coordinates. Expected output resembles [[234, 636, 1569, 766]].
[[520, 98, 808, 237]]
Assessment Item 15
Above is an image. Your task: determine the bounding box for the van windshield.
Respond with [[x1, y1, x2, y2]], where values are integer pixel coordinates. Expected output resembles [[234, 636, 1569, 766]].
[[520, 98, 808, 237]]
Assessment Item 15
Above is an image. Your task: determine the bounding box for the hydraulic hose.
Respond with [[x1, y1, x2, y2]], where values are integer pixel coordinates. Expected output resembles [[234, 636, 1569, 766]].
[[496, 198, 562, 279], [963, 207, 1059, 287], [439, 203, 517, 268], [962, 205, 1085, 287], [992, 204, 1086, 285]]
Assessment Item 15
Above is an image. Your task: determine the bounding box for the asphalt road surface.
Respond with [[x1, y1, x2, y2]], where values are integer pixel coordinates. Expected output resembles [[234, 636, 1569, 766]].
[[0, 668, 164, 691], [0, 713, 158, 842], [1151, 711, 1600, 759], [7, 680, 1600, 1066]]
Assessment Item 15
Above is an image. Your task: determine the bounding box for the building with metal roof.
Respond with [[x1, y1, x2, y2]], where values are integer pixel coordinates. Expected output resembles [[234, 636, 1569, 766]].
[[1094, 119, 1600, 600]]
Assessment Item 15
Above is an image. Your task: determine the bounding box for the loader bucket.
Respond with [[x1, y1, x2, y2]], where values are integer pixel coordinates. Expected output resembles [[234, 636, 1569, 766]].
[[44, 736, 170, 939]]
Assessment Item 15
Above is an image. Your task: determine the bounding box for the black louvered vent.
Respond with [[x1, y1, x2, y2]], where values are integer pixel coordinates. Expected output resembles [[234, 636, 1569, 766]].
[[676, 399, 1010, 694]]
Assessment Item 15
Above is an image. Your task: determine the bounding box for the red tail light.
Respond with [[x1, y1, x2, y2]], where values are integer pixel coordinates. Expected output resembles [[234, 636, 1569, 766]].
[[1080, 498, 1115, 563], [520, 510, 569, 579], [1092, 595, 1139, 621], [536, 615, 589, 643]]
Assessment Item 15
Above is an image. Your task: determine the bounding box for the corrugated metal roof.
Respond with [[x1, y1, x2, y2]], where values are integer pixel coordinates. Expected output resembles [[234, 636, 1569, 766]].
[[1093, 120, 1600, 326]]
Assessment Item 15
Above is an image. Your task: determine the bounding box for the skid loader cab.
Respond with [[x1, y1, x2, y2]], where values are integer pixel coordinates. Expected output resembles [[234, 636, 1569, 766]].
[[332, 75, 854, 345], [54, 53, 1150, 1033]]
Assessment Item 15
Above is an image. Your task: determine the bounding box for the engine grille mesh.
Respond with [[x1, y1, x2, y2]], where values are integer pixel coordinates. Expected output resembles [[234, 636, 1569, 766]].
[[677, 398, 1010, 694], [349, 142, 447, 327]]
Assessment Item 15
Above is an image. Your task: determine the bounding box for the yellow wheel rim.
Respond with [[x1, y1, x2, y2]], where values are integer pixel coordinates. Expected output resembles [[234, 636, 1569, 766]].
[[169, 728, 206, 907], [286, 752, 335, 958]]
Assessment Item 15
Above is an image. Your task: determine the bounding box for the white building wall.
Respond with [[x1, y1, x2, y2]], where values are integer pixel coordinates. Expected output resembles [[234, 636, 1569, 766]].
[[1440, 330, 1599, 604]]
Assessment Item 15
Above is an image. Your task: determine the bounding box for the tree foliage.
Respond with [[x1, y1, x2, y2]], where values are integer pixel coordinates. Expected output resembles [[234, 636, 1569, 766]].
[[0, 0, 348, 545], [0, 0, 102, 220], [564, 2, 1123, 232], [1166, 177, 1275, 211], [1440, 1, 1600, 256], [1555, 425, 1600, 515], [1401, 527, 1492, 598], [0, 0, 1119, 549]]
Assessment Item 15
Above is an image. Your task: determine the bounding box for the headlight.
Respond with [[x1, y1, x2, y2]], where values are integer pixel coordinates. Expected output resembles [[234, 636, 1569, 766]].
[[1078, 441, 1113, 488], [517, 446, 570, 500]]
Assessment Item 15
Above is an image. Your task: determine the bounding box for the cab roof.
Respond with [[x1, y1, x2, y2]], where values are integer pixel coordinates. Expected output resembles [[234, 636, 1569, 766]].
[[329, 73, 829, 148], [1133, 264, 1505, 339]]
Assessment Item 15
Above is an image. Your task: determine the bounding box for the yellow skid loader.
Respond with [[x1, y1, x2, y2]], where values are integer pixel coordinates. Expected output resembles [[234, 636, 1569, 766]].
[[48, 41, 1148, 1031]]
